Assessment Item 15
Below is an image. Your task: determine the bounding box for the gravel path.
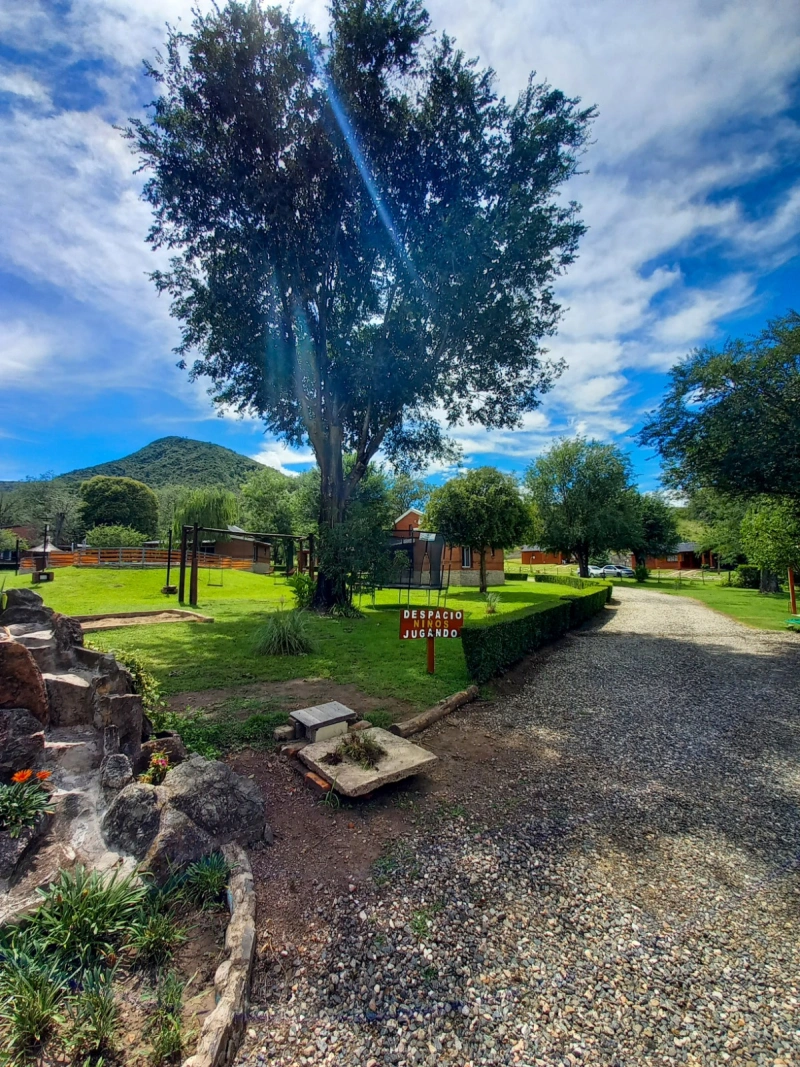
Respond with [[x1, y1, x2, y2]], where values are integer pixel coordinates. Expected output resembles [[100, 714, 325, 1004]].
[[237, 587, 800, 1067]]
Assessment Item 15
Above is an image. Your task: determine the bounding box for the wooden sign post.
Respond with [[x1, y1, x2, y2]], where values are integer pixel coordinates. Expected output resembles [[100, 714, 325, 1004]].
[[399, 608, 464, 674]]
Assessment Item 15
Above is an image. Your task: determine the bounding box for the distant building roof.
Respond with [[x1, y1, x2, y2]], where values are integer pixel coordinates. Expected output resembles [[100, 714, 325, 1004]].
[[394, 508, 424, 526], [675, 542, 699, 553], [226, 525, 246, 534]]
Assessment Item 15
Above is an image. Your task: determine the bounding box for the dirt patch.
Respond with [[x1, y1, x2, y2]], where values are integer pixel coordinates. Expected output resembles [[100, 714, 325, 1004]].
[[79, 610, 213, 631], [168, 679, 417, 722]]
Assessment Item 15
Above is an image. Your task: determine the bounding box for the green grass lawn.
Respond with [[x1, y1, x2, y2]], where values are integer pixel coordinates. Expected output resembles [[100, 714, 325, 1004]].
[[2, 567, 575, 710], [615, 576, 796, 632]]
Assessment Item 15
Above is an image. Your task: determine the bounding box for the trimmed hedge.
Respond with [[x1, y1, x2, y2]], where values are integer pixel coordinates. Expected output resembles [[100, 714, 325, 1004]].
[[461, 585, 609, 683], [533, 573, 612, 602], [504, 572, 528, 581]]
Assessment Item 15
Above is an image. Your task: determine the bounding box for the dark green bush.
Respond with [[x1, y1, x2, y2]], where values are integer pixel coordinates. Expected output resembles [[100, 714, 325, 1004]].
[[732, 564, 760, 589], [503, 572, 528, 581], [634, 564, 649, 583], [461, 587, 608, 682], [533, 573, 612, 602]]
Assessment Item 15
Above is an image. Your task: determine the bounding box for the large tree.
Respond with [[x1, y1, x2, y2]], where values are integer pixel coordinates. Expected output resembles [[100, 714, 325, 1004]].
[[129, 0, 595, 605], [79, 476, 159, 537], [740, 498, 800, 588], [425, 467, 530, 593], [524, 438, 638, 577], [629, 493, 679, 567], [639, 313, 800, 501]]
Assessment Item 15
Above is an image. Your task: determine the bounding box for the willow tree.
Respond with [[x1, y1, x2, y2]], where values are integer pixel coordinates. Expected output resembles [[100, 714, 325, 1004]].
[[129, 0, 595, 605]]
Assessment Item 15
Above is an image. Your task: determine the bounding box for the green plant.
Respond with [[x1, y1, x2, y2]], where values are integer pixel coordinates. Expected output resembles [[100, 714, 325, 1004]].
[[252, 610, 315, 656], [181, 853, 232, 910], [62, 967, 118, 1063], [362, 709, 393, 730], [334, 733, 387, 770], [139, 751, 170, 785], [634, 563, 649, 583], [0, 772, 54, 839], [146, 971, 185, 1064], [84, 524, 148, 548], [483, 591, 501, 615], [0, 950, 69, 1060], [103, 648, 165, 716], [328, 601, 365, 619], [147, 707, 290, 760], [286, 572, 315, 610], [130, 908, 187, 966], [731, 564, 761, 589], [411, 905, 441, 939], [26, 865, 147, 970]]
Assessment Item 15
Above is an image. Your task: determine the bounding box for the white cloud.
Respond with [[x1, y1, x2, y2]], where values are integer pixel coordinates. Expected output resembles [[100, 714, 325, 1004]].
[[252, 442, 316, 477], [0, 319, 55, 383]]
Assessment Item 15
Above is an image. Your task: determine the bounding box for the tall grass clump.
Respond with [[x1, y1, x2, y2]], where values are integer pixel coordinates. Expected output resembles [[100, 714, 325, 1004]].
[[253, 609, 315, 656]]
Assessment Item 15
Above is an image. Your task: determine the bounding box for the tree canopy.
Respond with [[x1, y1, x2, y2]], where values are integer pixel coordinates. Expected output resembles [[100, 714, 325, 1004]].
[[172, 487, 239, 536], [740, 498, 800, 576], [425, 467, 530, 592], [639, 313, 800, 501], [524, 438, 638, 577], [79, 476, 158, 537], [629, 493, 679, 566], [128, 0, 595, 603], [85, 524, 148, 549]]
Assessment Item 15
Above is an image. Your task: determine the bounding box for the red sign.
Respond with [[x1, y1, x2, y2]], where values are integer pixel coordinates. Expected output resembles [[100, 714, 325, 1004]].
[[399, 608, 464, 640]]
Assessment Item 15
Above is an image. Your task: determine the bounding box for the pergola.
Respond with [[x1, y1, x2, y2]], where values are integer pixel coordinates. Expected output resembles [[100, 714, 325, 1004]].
[[177, 524, 315, 606]]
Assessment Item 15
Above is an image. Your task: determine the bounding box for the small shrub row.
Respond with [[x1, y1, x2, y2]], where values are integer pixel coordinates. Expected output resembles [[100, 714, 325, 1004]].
[[461, 586, 608, 683], [503, 572, 528, 581], [533, 573, 612, 602]]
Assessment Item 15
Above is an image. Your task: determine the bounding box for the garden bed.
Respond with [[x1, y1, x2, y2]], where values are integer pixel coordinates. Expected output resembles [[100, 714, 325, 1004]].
[[0, 854, 236, 1065]]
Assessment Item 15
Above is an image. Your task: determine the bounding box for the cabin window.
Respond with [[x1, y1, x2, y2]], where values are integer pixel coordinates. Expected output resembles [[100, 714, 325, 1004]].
[[667, 555, 678, 562], [461, 546, 472, 569]]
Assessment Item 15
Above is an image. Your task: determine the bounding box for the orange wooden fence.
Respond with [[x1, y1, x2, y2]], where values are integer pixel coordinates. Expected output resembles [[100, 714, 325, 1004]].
[[19, 548, 255, 571]]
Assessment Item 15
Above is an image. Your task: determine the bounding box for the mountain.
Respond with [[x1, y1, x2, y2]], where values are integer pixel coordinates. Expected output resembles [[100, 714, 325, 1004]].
[[3, 437, 273, 492]]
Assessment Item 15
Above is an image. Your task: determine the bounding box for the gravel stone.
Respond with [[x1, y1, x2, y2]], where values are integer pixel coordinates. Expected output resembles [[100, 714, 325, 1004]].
[[235, 588, 800, 1066]]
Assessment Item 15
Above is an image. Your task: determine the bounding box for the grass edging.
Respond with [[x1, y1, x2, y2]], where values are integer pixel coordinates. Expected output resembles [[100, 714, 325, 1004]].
[[461, 586, 609, 683], [182, 843, 255, 1067]]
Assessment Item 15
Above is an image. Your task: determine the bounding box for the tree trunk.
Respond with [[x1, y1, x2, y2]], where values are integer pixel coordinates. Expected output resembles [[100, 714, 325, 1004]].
[[759, 568, 780, 594], [312, 429, 348, 610], [576, 545, 590, 578], [479, 547, 487, 594]]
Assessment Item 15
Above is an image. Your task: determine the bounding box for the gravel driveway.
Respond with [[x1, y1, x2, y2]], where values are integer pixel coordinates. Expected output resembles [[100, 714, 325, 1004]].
[[237, 587, 800, 1067]]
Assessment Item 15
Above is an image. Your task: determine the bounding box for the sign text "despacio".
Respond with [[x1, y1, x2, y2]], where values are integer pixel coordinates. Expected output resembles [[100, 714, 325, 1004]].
[[399, 608, 464, 639]]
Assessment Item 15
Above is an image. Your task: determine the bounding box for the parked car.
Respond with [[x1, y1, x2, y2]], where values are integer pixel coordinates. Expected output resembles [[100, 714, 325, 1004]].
[[587, 564, 635, 578]]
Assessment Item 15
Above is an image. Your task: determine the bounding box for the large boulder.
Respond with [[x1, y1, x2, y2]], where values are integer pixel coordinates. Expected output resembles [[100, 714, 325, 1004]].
[[0, 634, 49, 726], [93, 693, 143, 761], [161, 755, 268, 848], [51, 613, 84, 661], [0, 707, 45, 782], [140, 808, 216, 884], [43, 672, 94, 727], [0, 603, 54, 627], [101, 783, 163, 859], [4, 589, 46, 610], [100, 753, 134, 792]]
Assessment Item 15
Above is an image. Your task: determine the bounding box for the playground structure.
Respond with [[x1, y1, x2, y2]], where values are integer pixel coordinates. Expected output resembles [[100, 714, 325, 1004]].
[[177, 524, 315, 607]]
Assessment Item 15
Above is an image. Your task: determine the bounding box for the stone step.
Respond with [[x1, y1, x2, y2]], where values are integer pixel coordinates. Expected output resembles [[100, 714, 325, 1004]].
[[44, 729, 102, 774], [42, 671, 95, 727]]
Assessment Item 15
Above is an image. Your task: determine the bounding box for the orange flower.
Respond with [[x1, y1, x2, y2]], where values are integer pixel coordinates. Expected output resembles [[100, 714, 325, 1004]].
[[36, 770, 52, 781], [11, 769, 33, 784]]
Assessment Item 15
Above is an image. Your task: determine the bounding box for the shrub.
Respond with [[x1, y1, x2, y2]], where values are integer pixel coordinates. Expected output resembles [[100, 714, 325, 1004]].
[[62, 966, 118, 1061], [461, 586, 608, 682], [25, 865, 147, 969], [732, 564, 760, 589], [483, 591, 501, 615], [182, 853, 233, 910], [286, 572, 315, 609], [330, 732, 387, 770], [84, 524, 148, 548], [139, 751, 170, 785], [130, 908, 187, 965], [503, 571, 528, 581], [533, 573, 612, 602], [0, 950, 69, 1058], [253, 609, 315, 656], [0, 772, 54, 838], [634, 563, 649, 582]]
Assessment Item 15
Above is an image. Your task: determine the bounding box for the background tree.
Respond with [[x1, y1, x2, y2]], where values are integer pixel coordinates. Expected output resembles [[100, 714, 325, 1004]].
[[740, 498, 800, 590], [425, 467, 530, 593], [129, 0, 595, 605], [85, 524, 148, 548], [686, 489, 746, 568], [525, 438, 638, 577], [629, 493, 679, 567], [639, 313, 800, 501], [0, 529, 28, 551], [386, 473, 431, 520], [79, 476, 158, 537], [240, 469, 296, 534], [11, 478, 84, 545], [172, 487, 239, 537]]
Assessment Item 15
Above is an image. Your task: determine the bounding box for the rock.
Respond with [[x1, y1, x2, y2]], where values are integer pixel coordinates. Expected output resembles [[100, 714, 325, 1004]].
[[0, 605, 54, 627], [4, 589, 45, 610], [140, 808, 216, 884], [51, 613, 84, 661], [43, 672, 93, 727], [103, 725, 120, 757], [93, 693, 143, 759], [0, 816, 50, 891], [161, 755, 268, 847], [101, 753, 134, 792], [0, 635, 50, 726], [273, 724, 296, 743], [0, 707, 45, 782], [101, 782, 163, 859], [137, 732, 188, 774]]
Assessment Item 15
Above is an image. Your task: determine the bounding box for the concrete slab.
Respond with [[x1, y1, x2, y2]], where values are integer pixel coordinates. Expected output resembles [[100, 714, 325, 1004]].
[[299, 727, 437, 798], [290, 700, 357, 742]]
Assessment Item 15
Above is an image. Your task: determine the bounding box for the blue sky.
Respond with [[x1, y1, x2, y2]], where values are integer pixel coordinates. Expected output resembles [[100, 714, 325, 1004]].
[[1, 0, 799, 489]]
